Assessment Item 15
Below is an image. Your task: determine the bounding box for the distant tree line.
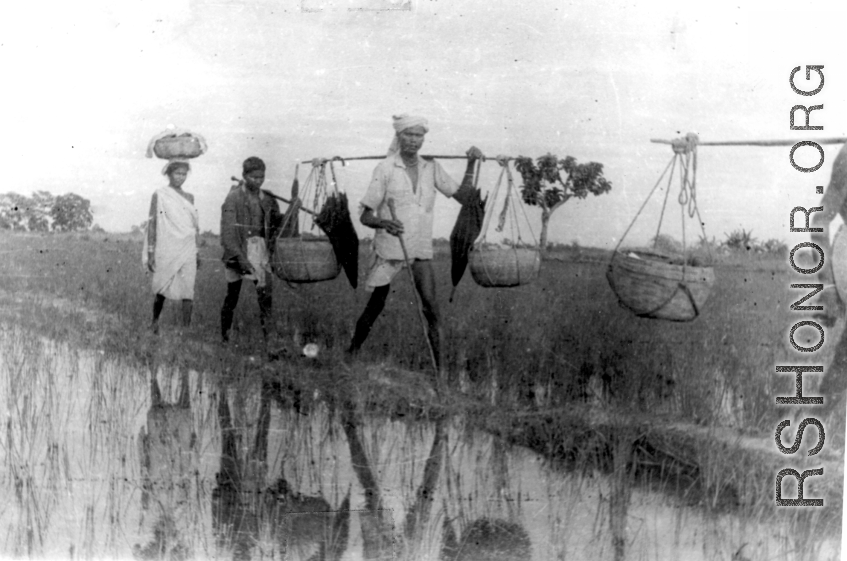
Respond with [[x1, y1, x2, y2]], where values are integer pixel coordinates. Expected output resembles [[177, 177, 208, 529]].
[[0, 191, 94, 232]]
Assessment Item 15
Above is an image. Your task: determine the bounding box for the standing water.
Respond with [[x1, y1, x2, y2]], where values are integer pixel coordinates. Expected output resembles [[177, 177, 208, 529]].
[[0, 327, 839, 560]]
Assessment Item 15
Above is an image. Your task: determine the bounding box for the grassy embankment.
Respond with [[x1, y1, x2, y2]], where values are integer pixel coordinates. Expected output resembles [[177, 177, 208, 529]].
[[0, 231, 798, 425]]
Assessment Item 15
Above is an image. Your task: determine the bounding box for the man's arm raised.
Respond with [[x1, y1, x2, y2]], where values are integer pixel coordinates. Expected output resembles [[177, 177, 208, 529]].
[[453, 146, 484, 206]]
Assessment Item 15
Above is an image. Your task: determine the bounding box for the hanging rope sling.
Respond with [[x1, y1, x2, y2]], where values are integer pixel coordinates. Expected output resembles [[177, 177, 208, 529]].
[[469, 157, 541, 288], [272, 161, 344, 283], [606, 133, 716, 321]]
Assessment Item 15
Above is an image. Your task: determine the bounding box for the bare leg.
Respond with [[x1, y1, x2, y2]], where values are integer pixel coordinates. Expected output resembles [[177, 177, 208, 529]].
[[150, 372, 162, 407], [178, 370, 191, 408], [412, 260, 442, 371], [348, 285, 391, 355], [221, 280, 242, 342], [181, 299, 193, 327], [151, 294, 166, 334], [257, 283, 273, 343]]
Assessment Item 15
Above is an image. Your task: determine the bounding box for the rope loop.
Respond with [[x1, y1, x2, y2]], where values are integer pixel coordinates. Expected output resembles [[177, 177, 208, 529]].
[[278, 163, 317, 237], [495, 158, 514, 233], [477, 164, 507, 243], [473, 158, 538, 249], [671, 132, 699, 155], [309, 163, 330, 230], [613, 132, 710, 264], [328, 160, 341, 195]]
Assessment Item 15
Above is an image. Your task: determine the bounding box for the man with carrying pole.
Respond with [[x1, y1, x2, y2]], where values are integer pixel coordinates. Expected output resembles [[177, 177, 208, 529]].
[[345, 114, 483, 376]]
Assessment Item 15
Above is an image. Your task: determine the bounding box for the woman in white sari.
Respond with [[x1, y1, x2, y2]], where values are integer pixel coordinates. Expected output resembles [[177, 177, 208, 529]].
[[143, 161, 200, 334]]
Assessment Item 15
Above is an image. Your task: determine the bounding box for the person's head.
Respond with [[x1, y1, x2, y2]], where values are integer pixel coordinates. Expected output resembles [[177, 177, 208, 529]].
[[163, 161, 190, 188], [390, 114, 429, 156], [242, 157, 266, 190], [397, 125, 427, 156]]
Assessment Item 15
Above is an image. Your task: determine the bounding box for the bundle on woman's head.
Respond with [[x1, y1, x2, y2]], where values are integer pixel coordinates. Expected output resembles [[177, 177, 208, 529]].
[[162, 160, 190, 176], [243, 157, 266, 175]]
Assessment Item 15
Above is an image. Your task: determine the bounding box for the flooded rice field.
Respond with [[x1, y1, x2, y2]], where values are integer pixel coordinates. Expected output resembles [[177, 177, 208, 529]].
[[0, 326, 839, 560]]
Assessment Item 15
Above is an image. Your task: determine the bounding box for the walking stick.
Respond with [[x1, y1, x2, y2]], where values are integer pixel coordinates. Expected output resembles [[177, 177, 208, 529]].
[[387, 198, 440, 377]]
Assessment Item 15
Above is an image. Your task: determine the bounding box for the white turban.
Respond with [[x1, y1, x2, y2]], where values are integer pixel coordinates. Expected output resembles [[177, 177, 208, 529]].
[[387, 114, 429, 155]]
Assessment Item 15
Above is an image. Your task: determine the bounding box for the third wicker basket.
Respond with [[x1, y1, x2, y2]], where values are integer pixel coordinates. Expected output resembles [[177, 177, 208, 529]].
[[606, 251, 714, 321]]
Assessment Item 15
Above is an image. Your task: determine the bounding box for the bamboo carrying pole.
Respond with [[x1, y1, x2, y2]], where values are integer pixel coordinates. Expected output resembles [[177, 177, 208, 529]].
[[650, 137, 847, 147], [230, 176, 315, 216], [387, 198, 440, 377], [302, 155, 518, 164]]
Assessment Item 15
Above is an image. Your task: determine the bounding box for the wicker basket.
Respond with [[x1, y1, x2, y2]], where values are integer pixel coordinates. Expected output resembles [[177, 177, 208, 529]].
[[273, 238, 341, 282], [153, 135, 204, 160], [469, 245, 541, 287], [606, 251, 715, 321]]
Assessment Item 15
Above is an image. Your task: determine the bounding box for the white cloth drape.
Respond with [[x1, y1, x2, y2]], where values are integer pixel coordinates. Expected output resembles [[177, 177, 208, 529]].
[[143, 187, 199, 299]]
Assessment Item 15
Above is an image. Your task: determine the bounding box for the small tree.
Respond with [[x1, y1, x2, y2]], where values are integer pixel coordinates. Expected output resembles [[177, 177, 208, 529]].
[[0, 193, 31, 231], [51, 193, 93, 232], [28, 190, 55, 232], [515, 154, 612, 256]]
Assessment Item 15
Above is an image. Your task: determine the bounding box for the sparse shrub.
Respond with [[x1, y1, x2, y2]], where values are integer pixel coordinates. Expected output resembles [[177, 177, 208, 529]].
[[652, 233, 683, 254], [722, 228, 757, 252], [697, 234, 718, 251], [760, 238, 788, 256]]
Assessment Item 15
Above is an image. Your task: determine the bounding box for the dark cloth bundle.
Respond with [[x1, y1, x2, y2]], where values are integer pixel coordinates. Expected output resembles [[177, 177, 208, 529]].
[[449, 185, 486, 302], [315, 192, 359, 288]]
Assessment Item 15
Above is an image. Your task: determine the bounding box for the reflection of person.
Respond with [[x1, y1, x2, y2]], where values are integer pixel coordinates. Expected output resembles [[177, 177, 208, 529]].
[[144, 161, 200, 335], [212, 382, 348, 560], [220, 157, 292, 345], [135, 370, 195, 559], [346, 114, 483, 369], [809, 142, 847, 409]]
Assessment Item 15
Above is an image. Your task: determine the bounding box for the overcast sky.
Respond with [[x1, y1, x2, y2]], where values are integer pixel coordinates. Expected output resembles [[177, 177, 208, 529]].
[[2, 0, 845, 248]]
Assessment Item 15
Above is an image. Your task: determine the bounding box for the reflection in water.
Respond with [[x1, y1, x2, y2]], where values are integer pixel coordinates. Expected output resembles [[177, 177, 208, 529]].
[[441, 518, 531, 561], [341, 404, 451, 559], [1, 330, 835, 560], [203, 376, 532, 560], [340, 400, 531, 561], [135, 369, 196, 560], [212, 379, 350, 561]]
